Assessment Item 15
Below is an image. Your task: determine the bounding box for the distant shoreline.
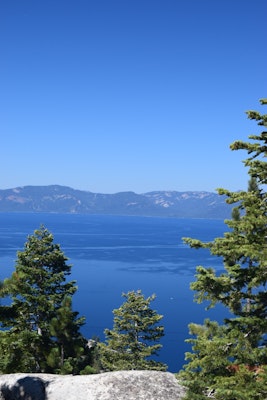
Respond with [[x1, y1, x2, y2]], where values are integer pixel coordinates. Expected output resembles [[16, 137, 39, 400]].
[[0, 185, 231, 219]]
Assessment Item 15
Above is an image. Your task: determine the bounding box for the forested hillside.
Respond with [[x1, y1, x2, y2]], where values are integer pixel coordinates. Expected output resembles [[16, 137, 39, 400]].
[[0, 186, 231, 218]]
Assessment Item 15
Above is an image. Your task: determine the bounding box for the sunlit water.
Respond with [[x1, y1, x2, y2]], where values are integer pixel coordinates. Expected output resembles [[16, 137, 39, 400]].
[[0, 213, 230, 372]]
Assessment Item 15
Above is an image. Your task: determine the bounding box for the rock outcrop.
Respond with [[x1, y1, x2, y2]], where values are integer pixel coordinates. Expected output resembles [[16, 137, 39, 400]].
[[0, 371, 186, 400]]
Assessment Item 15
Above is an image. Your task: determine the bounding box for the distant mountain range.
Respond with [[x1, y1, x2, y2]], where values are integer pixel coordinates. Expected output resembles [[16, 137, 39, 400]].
[[0, 185, 232, 219]]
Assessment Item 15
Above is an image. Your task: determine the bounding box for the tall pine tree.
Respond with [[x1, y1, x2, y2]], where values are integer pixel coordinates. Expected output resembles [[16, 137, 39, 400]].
[[0, 226, 91, 373], [180, 99, 267, 399]]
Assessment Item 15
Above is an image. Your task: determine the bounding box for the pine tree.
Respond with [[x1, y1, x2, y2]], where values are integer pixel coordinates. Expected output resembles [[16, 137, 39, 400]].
[[0, 226, 90, 373], [99, 290, 167, 371], [0, 330, 39, 373], [47, 295, 88, 374], [180, 99, 267, 399]]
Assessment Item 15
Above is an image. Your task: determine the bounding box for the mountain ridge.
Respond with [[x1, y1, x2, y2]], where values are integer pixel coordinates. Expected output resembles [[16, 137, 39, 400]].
[[0, 185, 232, 218]]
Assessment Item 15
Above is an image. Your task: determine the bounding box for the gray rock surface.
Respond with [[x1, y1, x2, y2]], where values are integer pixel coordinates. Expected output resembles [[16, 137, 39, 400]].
[[0, 371, 186, 400]]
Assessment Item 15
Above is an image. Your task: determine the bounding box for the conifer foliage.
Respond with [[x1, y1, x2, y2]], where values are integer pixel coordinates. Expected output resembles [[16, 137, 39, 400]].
[[99, 290, 166, 371], [180, 100, 267, 399], [0, 226, 91, 374]]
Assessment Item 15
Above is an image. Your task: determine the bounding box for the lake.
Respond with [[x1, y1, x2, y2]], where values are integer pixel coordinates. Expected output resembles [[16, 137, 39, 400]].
[[0, 213, 229, 372]]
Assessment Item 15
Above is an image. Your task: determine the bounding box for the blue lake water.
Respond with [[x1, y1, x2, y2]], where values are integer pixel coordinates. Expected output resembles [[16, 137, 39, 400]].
[[0, 213, 230, 372]]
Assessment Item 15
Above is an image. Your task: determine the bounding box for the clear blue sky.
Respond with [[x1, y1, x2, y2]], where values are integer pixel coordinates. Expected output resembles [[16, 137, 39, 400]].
[[1, 0, 266, 194]]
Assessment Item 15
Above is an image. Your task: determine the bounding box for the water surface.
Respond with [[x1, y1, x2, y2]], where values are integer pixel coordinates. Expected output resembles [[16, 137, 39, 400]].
[[0, 213, 229, 371]]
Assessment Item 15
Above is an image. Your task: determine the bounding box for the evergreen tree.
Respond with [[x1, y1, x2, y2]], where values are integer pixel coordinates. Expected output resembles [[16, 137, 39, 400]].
[[47, 295, 88, 374], [180, 99, 267, 399], [99, 290, 167, 371], [0, 330, 39, 373], [0, 226, 91, 373]]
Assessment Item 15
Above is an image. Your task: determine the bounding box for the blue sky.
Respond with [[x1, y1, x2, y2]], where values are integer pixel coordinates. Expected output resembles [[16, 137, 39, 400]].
[[1, 0, 266, 194]]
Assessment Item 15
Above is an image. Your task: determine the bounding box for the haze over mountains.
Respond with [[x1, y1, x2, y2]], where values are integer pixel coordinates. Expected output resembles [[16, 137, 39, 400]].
[[0, 185, 232, 219]]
